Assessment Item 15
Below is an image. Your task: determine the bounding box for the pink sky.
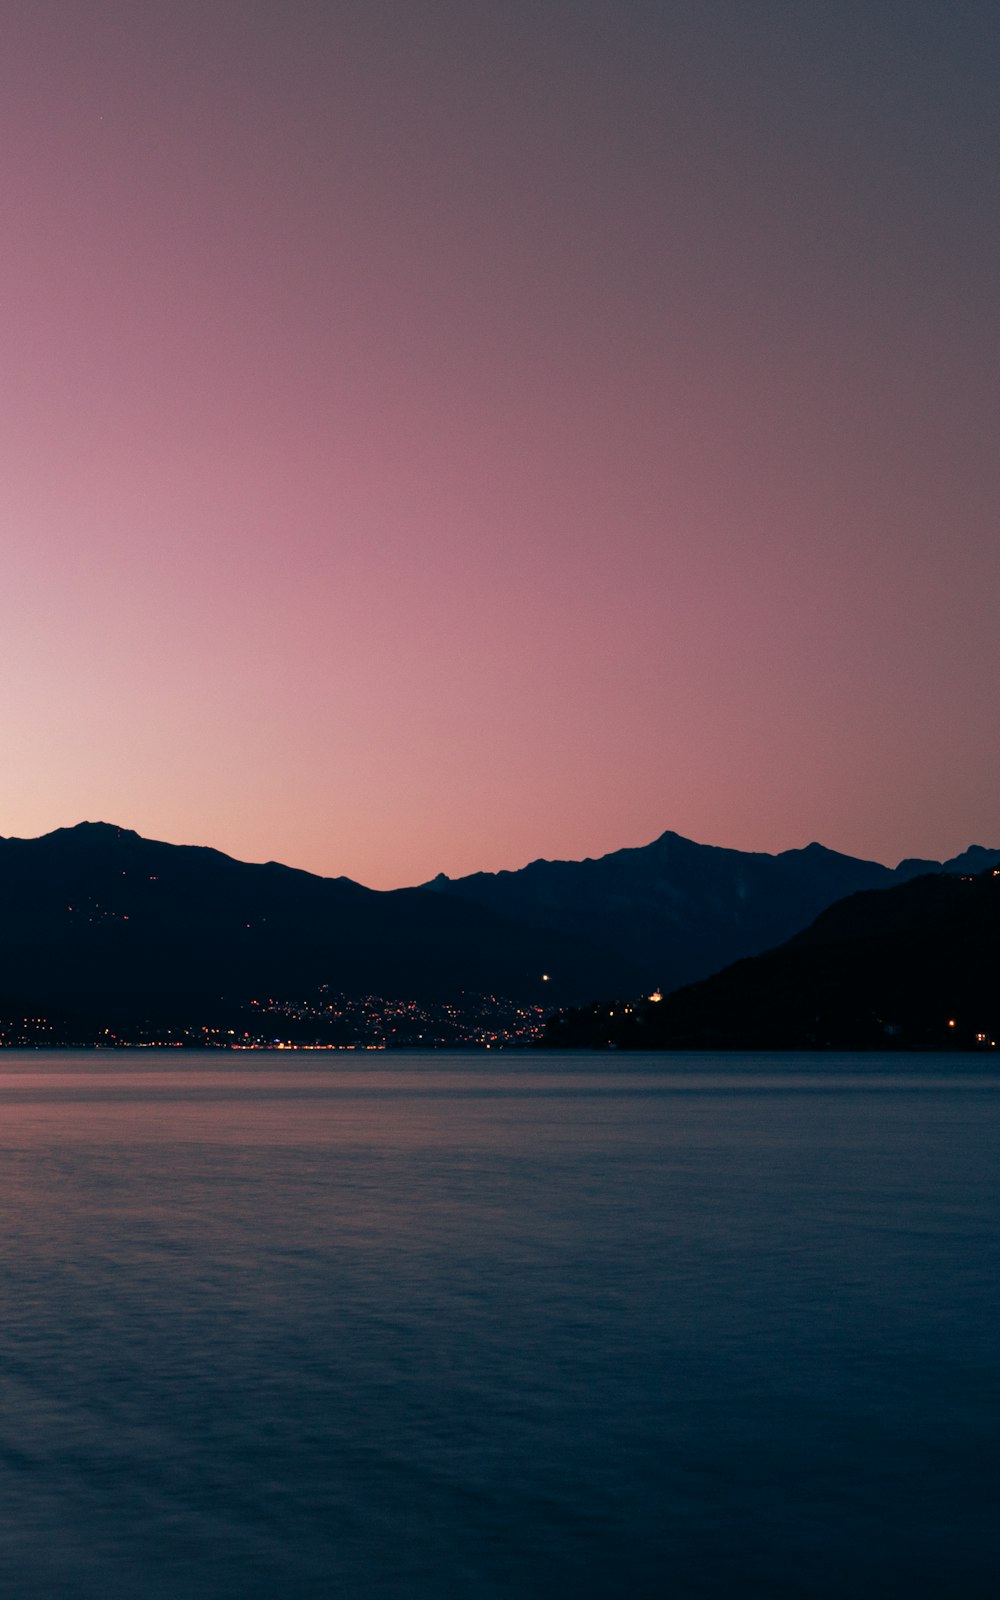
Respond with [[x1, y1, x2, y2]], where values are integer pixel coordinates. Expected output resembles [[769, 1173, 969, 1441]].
[[3, 2, 997, 888]]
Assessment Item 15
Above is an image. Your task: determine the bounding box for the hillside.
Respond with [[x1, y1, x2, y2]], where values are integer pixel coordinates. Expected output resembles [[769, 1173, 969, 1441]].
[[425, 830, 1000, 993], [0, 823, 646, 1040], [543, 867, 1000, 1051]]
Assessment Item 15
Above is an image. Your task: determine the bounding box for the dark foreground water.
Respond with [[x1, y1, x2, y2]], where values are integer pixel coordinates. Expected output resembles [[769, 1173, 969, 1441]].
[[0, 1051, 997, 1598]]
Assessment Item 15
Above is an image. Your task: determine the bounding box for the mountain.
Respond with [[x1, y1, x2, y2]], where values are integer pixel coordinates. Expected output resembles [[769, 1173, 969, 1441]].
[[543, 866, 1000, 1051], [4, 822, 997, 1047], [424, 830, 1000, 994], [0, 823, 646, 1039]]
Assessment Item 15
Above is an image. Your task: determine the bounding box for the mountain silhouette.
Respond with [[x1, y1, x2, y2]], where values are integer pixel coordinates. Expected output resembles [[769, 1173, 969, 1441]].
[[0, 823, 646, 1035], [425, 830, 1000, 993], [544, 866, 1000, 1051], [3, 823, 997, 1045]]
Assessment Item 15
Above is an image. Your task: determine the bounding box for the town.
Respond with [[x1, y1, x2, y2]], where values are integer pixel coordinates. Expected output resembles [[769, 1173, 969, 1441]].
[[0, 989, 551, 1051]]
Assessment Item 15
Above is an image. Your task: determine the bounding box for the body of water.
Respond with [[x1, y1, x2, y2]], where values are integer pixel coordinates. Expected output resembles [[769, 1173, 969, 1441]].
[[0, 1051, 997, 1597]]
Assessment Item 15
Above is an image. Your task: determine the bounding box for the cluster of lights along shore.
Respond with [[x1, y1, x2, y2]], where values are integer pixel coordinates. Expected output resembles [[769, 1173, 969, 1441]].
[[0, 991, 554, 1050], [1, 1000, 996, 1052]]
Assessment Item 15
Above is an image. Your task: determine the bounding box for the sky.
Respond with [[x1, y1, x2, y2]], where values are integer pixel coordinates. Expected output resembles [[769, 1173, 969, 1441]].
[[2, 0, 997, 888]]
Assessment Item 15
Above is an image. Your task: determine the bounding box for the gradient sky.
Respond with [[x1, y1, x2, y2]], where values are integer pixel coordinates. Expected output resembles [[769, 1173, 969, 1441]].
[[3, 1, 997, 887]]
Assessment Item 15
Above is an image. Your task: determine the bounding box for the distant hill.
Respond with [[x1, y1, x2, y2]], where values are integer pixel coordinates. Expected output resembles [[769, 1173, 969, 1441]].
[[543, 866, 1000, 1051], [425, 831, 1000, 994], [0, 823, 646, 1038], [4, 823, 997, 1047]]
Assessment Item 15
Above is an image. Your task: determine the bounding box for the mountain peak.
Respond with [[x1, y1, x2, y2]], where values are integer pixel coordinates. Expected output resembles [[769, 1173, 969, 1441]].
[[67, 821, 137, 837], [50, 822, 143, 846], [945, 844, 1000, 873]]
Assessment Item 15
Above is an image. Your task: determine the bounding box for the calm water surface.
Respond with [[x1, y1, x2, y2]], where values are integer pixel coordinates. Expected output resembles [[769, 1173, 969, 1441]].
[[0, 1050, 997, 1598]]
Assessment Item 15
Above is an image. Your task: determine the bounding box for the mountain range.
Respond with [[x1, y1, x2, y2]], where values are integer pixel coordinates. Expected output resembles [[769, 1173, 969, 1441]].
[[425, 831, 1000, 993], [0, 823, 645, 1038], [544, 865, 1000, 1051], [0, 822, 997, 1045]]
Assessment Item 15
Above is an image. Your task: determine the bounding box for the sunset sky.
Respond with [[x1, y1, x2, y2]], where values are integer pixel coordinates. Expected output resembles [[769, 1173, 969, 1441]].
[[3, 1, 997, 888]]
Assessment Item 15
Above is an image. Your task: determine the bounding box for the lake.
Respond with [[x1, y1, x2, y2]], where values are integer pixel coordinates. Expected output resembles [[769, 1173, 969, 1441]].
[[0, 1051, 997, 1597]]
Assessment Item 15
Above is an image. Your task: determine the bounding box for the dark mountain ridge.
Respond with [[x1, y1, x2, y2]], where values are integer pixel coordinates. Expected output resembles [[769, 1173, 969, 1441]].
[[425, 830, 1000, 994], [0, 823, 646, 1035], [544, 866, 1000, 1051], [3, 822, 997, 1045]]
